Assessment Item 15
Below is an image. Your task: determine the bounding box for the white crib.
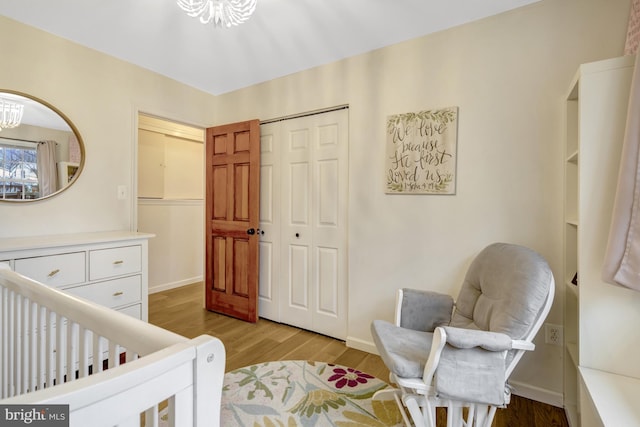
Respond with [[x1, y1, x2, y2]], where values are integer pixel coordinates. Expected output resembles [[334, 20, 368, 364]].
[[0, 266, 226, 426]]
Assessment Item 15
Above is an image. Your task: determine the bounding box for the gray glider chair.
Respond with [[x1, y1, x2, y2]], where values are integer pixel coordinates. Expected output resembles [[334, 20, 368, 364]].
[[371, 243, 555, 427]]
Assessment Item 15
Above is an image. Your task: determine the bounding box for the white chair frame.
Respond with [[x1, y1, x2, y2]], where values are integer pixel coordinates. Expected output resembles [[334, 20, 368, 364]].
[[374, 275, 555, 427]]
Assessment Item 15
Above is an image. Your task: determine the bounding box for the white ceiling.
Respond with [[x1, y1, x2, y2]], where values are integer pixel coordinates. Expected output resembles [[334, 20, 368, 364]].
[[0, 0, 541, 96]]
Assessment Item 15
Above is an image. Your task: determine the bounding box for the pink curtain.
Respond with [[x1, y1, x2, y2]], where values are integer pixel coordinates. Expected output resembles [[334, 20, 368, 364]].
[[37, 140, 58, 197], [602, 3, 640, 291], [625, 0, 640, 56], [602, 50, 640, 291]]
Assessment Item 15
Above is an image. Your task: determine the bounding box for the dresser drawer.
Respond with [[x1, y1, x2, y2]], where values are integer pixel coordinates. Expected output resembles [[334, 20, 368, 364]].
[[89, 245, 141, 281], [117, 304, 141, 319], [15, 252, 86, 288], [65, 275, 141, 309]]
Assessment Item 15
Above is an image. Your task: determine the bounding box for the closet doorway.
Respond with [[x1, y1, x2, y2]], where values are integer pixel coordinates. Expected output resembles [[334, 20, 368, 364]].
[[137, 114, 205, 294], [258, 107, 349, 340]]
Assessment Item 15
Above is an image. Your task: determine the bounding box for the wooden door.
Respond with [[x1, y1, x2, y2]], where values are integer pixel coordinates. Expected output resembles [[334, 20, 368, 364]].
[[205, 119, 260, 322]]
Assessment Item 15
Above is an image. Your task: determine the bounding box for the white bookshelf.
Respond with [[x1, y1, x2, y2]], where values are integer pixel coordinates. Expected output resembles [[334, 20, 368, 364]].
[[563, 55, 639, 426]]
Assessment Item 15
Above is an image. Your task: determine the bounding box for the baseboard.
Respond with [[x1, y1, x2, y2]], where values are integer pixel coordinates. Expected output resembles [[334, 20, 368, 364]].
[[346, 336, 379, 355], [508, 380, 564, 408], [148, 276, 203, 294], [346, 338, 564, 409]]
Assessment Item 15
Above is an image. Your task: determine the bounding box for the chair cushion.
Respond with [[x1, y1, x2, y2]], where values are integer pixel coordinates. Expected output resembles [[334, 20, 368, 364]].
[[399, 289, 453, 332], [371, 320, 432, 378], [450, 242, 552, 340], [435, 344, 509, 406], [442, 326, 512, 351]]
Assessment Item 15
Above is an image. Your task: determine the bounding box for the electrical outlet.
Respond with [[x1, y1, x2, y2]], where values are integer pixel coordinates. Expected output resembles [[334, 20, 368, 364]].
[[545, 324, 563, 346]]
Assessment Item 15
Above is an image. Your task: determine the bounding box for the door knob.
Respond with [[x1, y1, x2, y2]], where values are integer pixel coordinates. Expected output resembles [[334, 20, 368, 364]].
[[247, 228, 256, 235], [295, 233, 300, 238]]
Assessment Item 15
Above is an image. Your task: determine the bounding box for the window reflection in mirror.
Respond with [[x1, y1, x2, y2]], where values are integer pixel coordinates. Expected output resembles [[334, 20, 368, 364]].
[[0, 91, 84, 201]]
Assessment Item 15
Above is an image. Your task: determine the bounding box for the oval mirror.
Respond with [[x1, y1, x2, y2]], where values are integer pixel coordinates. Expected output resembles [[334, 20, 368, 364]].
[[0, 90, 84, 202]]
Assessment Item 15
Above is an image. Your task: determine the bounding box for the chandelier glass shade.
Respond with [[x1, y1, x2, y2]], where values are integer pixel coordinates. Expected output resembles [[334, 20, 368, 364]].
[[0, 98, 24, 131], [177, 0, 257, 27]]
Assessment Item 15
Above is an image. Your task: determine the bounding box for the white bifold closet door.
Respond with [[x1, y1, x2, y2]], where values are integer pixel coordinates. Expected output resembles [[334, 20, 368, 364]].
[[259, 108, 348, 340]]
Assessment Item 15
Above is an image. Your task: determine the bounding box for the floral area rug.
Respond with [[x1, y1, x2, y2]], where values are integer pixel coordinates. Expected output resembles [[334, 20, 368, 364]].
[[221, 360, 403, 426]]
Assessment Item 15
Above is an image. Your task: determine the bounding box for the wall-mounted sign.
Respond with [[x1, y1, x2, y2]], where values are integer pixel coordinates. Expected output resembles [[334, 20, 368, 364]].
[[385, 106, 458, 194]]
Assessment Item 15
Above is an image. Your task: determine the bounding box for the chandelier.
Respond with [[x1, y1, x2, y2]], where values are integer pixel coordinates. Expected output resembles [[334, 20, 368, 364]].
[[177, 0, 257, 28], [0, 98, 24, 131]]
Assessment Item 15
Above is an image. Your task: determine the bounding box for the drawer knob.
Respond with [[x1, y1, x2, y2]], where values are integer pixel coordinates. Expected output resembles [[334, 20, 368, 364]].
[[48, 269, 60, 277], [113, 291, 124, 297], [113, 260, 124, 265]]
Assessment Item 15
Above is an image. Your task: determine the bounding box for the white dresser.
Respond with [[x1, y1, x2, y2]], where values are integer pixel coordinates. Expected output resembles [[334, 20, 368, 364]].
[[0, 231, 153, 321]]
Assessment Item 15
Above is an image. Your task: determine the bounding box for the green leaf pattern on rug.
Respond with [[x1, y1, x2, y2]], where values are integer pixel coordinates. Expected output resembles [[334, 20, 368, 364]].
[[237, 365, 276, 401], [371, 399, 404, 425], [221, 360, 403, 426], [290, 389, 347, 418], [337, 410, 395, 427]]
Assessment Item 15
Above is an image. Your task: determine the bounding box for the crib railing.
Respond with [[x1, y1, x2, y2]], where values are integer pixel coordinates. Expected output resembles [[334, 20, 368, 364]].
[[0, 266, 225, 426]]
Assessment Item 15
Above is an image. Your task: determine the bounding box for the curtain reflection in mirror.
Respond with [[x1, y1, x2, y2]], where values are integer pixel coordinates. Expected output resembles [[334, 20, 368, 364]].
[[37, 140, 57, 197]]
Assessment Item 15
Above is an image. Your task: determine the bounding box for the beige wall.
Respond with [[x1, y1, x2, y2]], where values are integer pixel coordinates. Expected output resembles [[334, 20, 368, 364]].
[[138, 199, 204, 293], [211, 0, 630, 403], [0, 0, 632, 404], [0, 15, 216, 237]]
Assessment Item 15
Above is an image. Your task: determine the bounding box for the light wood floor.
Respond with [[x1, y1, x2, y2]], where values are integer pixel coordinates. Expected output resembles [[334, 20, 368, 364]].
[[149, 282, 569, 427]]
